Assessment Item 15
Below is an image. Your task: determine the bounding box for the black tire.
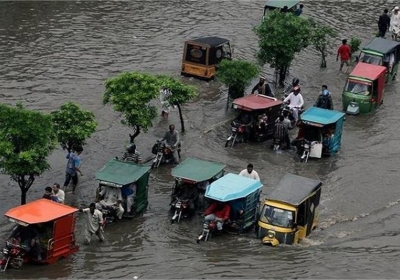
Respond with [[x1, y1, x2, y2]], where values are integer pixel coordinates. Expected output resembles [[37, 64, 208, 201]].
[[225, 140, 231, 148], [151, 162, 156, 169]]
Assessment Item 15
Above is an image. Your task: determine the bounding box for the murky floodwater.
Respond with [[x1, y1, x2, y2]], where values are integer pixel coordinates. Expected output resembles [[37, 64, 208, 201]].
[[1, 0, 400, 278]]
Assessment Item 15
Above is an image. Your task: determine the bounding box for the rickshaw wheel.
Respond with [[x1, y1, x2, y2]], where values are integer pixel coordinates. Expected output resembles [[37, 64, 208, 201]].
[[224, 140, 231, 148]]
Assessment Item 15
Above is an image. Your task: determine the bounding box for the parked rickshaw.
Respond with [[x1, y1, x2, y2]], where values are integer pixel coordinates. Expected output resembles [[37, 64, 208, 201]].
[[342, 62, 386, 115], [225, 94, 282, 147], [263, 0, 300, 18], [197, 173, 263, 243], [292, 107, 345, 163], [359, 37, 400, 83], [257, 173, 322, 246], [0, 199, 79, 271], [181, 36, 232, 80], [170, 158, 226, 223], [95, 158, 150, 221]]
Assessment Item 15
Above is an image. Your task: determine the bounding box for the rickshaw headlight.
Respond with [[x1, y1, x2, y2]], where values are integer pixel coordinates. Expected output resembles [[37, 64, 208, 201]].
[[2, 248, 8, 254], [267, 230, 276, 239]]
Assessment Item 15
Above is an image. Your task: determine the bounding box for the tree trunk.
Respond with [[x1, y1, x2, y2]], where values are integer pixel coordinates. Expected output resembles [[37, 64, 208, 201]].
[[321, 52, 327, 68], [129, 125, 141, 143], [177, 103, 185, 133], [20, 187, 28, 205], [17, 174, 35, 205], [278, 66, 288, 87]]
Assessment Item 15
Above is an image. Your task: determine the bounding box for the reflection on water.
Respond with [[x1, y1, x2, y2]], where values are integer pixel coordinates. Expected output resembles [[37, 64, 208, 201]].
[[1, 0, 400, 278]]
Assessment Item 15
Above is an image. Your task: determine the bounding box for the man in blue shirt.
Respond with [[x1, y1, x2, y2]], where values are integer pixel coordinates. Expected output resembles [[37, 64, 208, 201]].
[[63, 145, 83, 194], [294, 4, 304, 16]]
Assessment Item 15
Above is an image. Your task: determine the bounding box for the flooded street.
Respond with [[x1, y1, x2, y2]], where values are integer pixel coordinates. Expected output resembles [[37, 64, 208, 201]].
[[1, 0, 400, 278]]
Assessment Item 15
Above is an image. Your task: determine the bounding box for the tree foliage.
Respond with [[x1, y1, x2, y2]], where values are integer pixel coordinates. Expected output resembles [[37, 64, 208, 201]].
[[253, 10, 311, 86], [216, 59, 260, 98], [157, 75, 197, 132], [51, 102, 97, 152], [309, 19, 338, 68], [103, 72, 160, 140], [0, 103, 56, 205], [349, 37, 362, 54]]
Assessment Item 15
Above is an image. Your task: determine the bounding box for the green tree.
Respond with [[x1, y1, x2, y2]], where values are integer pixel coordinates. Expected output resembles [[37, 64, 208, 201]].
[[349, 37, 362, 55], [51, 102, 97, 152], [309, 20, 338, 68], [215, 59, 260, 108], [103, 72, 160, 143], [253, 10, 311, 86], [157, 75, 197, 132], [0, 103, 57, 205]]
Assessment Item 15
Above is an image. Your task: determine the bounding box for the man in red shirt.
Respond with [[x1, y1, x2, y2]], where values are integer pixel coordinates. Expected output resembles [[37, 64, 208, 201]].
[[203, 201, 231, 232], [336, 39, 352, 72]]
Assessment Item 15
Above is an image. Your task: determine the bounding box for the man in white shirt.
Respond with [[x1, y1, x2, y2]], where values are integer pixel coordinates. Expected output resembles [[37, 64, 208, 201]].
[[52, 183, 65, 204], [390, 7, 400, 39], [283, 86, 304, 122], [239, 163, 260, 181], [79, 203, 105, 245]]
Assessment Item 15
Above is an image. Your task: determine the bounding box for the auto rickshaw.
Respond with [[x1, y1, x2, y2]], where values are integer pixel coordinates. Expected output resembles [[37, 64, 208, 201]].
[[197, 173, 263, 242], [292, 107, 345, 163], [181, 36, 232, 80], [95, 158, 150, 220], [342, 62, 386, 115], [170, 158, 226, 223], [257, 173, 322, 246], [263, 0, 300, 19], [0, 199, 79, 271], [225, 94, 283, 147], [359, 37, 400, 83]]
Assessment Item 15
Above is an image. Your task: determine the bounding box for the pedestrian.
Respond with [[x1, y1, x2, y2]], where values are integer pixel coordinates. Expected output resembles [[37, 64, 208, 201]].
[[378, 8, 391, 38], [336, 39, 352, 72], [52, 183, 65, 204], [294, 4, 304, 16], [315, 85, 334, 110], [63, 145, 83, 194], [122, 143, 142, 164], [251, 76, 274, 97], [281, 6, 288, 13], [239, 163, 260, 181], [390, 6, 400, 40], [79, 203, 105, 245], [42, 187, 59, 202]]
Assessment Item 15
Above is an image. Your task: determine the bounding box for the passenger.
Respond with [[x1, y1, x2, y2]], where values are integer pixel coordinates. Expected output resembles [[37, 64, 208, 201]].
[[257, 113, 268, 131], [52, 183, 65, 204], [19, 225, 42, 260], [315, 85, 334, 110], [283, 85, 304, 123], [42, 187, 59, 202], [203, 201, 231, 232], [159, 124, 180, 164], [96, 185, 124, 220], [79, 203, 105, 245], [122, 143, 142, 164], [121, 183, 137, 215], [63, 145, 83, 194], [251, 76, 274, 97], [239, 163, 260, 181], [229, 198, 245, 225]]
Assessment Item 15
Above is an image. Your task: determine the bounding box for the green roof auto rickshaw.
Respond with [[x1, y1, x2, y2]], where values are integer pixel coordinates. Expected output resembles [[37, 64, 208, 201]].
[[342, 62, 387, 115], [359, 37, 400, 83], [257, 173, 322, 246], [263, 0, 299, 19]]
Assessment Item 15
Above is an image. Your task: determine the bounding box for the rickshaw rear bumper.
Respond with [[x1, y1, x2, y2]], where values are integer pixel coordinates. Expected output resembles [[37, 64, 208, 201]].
[[262, 236, 279, 246], [346, 102, 360, 115]]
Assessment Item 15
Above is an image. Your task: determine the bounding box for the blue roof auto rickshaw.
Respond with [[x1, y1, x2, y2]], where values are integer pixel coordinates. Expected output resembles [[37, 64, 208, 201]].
[[359, 37, 400, 83], [293, 107, 345, 163], [257, 173, 322, 246], [170, 158, 226, 223], [197, 173, 263, 243], [342, 62, 387, 115]]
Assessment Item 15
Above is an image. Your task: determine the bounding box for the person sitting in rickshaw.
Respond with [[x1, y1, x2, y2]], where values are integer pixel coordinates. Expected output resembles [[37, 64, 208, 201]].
[[251, 76, 274, 97], [171, 182, 197, 212], [121, 183, 137, 215], [257, 113, 268, 132], [322, 125, 335, 154], [229, 198, 245, 228], [203, 201, 231, 233], [96, 185, 124, 220], [234, 112, 253, 142], [9, 225, 42, 260]]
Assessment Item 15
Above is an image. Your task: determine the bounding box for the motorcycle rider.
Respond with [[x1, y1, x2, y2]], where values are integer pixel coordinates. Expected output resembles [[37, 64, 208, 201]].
[[251, 76, 274, 97], [203, 201, 231, 233], [283, 85, 304, 123], [390, 7, 400, 40], [315, 85, 333, 110], [171, 183, 197, 213], [159, 124, 180, 164], [234, 112, 253, 142], [122, 143, 142, 164]]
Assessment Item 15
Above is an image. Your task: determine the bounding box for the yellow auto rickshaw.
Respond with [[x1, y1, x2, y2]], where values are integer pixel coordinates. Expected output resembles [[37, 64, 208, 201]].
[[181, 36, 232, 80], [256, 173, 322, 246]]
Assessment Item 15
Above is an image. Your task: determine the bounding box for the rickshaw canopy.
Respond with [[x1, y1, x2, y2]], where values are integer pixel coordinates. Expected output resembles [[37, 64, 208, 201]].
[[187, 37, 229, 47], [362, 37, 400, 55], [233, 94, 282, 111], [301, 107, 345, 126], [349, 62, 387, 81], [171, 158, 226, 183], [264, 0, 299, 9], [95, 159, 151, 187], [267, 174, 322, 206], [5, 199, 78, 225], [205, 173, 263, 202]]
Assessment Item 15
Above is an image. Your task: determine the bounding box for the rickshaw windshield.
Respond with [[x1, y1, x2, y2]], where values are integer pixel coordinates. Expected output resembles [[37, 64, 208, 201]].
[[260, 205, 294, 228], [345, 79, 372, 96], [360, 53, 382, 65]]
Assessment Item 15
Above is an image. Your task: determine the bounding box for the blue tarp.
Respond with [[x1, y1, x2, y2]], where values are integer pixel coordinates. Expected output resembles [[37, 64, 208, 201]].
[[205, 173, 263, 202], [301, 107, 345, 125]]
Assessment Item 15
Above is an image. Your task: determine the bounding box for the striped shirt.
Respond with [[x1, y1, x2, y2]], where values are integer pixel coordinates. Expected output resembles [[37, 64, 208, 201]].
[[122, 151, 142, 163]]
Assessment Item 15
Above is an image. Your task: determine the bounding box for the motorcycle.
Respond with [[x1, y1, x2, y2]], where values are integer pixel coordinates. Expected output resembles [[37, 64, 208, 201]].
[[0, 239, 26, 272], [196, 220, 218, 243], [225, 121, 245, 148], [170, 198, 190, 224], [298, 139, 319, 163], [151, 140, 181, 169], [280, 103, 304, 127]]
